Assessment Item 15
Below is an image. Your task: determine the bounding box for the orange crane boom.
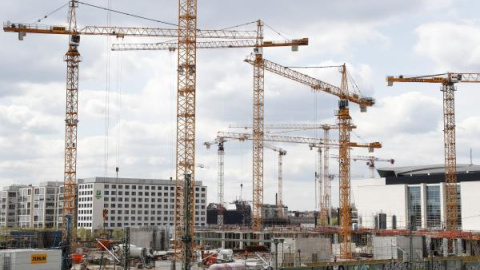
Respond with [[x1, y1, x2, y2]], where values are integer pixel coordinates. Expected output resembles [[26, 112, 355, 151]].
[[387, 73, 480, 232], [3, 22, 258, 39]]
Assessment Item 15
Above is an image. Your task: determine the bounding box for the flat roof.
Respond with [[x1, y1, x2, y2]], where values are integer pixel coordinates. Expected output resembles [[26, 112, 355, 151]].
[[377, 164, 480, 177], [78, 177, 204, 186]]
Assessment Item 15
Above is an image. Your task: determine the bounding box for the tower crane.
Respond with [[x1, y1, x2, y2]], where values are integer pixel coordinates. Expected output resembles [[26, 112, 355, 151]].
[[331, 154, 394, 178], [243, 57, 375, 258], [110, 21, 308, 234], [386, 73, 480, 231], [264, 144, 287, 218], [229, 123, 346, 225], [4, 4, 284, 263], [216, 131, 381, 228], [353, 155, 394, 178], [204, 138, 230, 226]]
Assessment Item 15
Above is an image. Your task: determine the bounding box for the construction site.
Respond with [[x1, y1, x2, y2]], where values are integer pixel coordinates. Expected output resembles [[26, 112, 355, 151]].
[[1, 0, 480, 270]]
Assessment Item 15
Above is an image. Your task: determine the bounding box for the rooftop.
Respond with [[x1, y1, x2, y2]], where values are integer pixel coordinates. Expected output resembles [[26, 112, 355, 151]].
[[377, 164, 480, 177]]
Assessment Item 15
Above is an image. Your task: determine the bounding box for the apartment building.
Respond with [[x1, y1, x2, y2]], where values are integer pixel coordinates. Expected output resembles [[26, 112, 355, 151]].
[[17, 182, 62, 229], [0, 185, 27, 227], [77, 177, 208, 231]]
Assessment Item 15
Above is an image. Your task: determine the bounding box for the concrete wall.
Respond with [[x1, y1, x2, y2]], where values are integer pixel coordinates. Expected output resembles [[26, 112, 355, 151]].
[[280, 236, 331, 266], [130, 226, 169, 251], [460, 181, 480, 231], [373, 236, 423, 261]]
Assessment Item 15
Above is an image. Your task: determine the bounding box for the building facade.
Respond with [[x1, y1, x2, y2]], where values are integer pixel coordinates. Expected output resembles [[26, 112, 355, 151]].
[[0, 185, 26, 227], [18, 182, 61, 229], [352, 164, 479, 231], [77, 177, 207, 231]]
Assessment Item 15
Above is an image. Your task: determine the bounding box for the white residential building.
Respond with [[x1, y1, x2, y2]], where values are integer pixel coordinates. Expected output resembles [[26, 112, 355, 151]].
[[77, 177, 208, 231], [0, 185, 26, 227], [18, 182, 61, 228], [352, 164, 480, 231]]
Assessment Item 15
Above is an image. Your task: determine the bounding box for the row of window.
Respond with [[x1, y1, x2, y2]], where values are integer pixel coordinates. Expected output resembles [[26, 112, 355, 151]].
[[78, 222, 206, 228], [103, 184, 205, 192]]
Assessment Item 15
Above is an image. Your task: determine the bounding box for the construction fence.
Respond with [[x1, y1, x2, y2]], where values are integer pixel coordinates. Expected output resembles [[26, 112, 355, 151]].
[[280, 256, 480, 270]]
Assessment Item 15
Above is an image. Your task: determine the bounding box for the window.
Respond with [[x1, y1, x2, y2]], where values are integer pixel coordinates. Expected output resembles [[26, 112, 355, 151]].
[[426, 185, 441, 229], [407, 186, 421, 229]]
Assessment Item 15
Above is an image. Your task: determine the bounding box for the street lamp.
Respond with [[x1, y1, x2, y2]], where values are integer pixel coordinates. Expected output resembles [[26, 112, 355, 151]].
[[273, 238, 284, 270]]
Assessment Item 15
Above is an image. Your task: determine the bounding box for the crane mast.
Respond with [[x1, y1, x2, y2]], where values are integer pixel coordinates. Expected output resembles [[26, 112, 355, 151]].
[[174, 0, 197, 266], [217, 142, 225, 225], [322, 127, 331, 225], [264, 144, 287, 218], [337, 64, 354, 258], [252, 20, 265, 231], [62, 1, 80, 264], [387, 72, 480, 232]]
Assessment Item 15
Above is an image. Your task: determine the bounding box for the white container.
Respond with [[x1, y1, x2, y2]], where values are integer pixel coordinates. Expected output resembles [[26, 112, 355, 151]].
[[0, 249, 62, 270]]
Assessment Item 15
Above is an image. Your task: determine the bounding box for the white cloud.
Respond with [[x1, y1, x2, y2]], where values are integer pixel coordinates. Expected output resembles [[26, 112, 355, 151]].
[[415, 22, 480, 70]]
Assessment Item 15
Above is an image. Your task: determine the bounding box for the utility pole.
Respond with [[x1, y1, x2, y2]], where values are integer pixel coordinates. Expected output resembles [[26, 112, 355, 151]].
[[61, 214, 73, 270], [182, 174, 193, 270], [123, 227, 130, 270]]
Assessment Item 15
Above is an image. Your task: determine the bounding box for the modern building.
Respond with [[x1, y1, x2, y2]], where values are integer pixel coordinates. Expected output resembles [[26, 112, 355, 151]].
[[77, 177, 207, 231], [0, 185, 27, 227], [352, 164, 480, 231], [17, 182, 62, 229]]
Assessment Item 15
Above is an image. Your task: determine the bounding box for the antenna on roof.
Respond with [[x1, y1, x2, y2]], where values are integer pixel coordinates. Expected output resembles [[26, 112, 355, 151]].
[[470, 148, 473, 166]]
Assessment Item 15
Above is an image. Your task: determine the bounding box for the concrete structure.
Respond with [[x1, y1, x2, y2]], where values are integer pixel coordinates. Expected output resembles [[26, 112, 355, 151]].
[[18, 182, 61, 229], [196, 229, 331, 263], [0, 249, 62, 270], [372, 235, 423, 261], [352, 164, 480, 230], [129, 226, 170, 251], [0, 185, 26, 227], [77, 177, 207, 231]]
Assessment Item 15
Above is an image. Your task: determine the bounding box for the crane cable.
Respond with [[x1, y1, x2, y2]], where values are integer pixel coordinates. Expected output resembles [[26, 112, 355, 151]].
[[104, 0, 112, 179], [77, 1, 178, 27], [26, 2, 69, 24]]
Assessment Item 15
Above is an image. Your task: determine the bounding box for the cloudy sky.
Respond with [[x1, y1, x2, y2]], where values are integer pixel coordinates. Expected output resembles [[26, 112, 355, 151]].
[[1, 0, 480, 211]]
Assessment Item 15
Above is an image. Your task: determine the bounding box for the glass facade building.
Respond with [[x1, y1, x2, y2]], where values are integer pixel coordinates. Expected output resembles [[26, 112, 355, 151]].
[[407, 186, 422, 229]]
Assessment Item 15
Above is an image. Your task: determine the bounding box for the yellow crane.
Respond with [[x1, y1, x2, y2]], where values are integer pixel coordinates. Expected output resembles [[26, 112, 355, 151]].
[[387, 72, 480, 231], [3, 1, 259, 262], [243, 58, 375, 258]]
